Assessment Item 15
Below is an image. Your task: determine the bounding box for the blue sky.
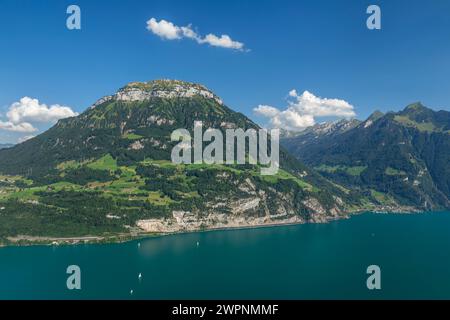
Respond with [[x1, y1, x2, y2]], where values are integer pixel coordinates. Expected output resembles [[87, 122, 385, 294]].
[[1, 0, 450, 142]]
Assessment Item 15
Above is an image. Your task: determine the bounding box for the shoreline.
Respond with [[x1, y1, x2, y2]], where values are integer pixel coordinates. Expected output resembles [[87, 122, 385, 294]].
[[0, 207, 434, 248]]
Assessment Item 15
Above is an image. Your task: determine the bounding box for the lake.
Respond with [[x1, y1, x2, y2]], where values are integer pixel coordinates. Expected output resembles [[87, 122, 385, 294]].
[[1, 212, 450, 299]]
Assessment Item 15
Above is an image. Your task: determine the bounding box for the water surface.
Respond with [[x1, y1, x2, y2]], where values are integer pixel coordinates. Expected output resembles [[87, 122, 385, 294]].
[[1, 212, 450, 299]]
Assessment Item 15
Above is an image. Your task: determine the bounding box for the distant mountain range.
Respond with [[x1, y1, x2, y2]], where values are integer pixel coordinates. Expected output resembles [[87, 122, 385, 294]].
[[0, 80, 374, 244], [0, 144, 13, 150], [282, 103, 450, 210]]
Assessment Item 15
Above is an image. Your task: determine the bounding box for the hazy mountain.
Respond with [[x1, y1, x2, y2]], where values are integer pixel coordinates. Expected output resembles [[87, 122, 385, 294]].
[[0, 144, 13, 150], [281, 119, 361, 148], [0, 80, 364, 243], [282, 103, 450, 210]]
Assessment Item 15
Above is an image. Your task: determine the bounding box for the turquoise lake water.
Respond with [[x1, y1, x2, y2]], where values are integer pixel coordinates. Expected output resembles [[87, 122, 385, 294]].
[[1, 212, 450, 299]]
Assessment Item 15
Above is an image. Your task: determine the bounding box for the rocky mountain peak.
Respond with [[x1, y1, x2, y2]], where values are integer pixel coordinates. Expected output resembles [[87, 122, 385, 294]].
[[307, 119, 360, 136], [404, 102, 426, 111], [90, 79, 223, 109], [367, 110, 384, 121], [400, 102, 435, 119], [361, 110, 385, 129]]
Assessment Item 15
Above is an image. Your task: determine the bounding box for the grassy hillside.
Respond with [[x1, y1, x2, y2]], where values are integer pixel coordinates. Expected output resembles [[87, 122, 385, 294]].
[[0, 80, 365, 243]]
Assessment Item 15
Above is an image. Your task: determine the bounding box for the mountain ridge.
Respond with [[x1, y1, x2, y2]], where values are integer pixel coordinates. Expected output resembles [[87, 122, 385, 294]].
[[282, 103, 450, 210]]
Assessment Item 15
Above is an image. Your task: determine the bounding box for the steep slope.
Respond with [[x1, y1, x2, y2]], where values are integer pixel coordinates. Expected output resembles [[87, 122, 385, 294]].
[[0, 80, 361, 243], [282, 103, 450, 210]]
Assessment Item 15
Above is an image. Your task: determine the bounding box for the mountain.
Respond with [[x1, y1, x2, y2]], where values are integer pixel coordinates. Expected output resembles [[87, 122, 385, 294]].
[[282, 103, 450, 210], [0, 80, 364, 244], [0, 144, 13, 150], [366, 110, 384, 122], [281, 119, 361, 146]]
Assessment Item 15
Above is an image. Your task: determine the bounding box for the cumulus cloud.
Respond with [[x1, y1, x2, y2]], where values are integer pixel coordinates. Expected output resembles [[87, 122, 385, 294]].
[[146, 18, 245, 51], [0, 97, 78, 136], [0, 120, 36, 133], [181, 25, 198, 39], [290, 90, 356, 118], [254, 105, 315, 131], [17, 135, 35, 143], [288, 89, 298, 97], [146, 18, 182, 40], [253, 105, 280, 118], [7, 97, 78, 125], [199, 34, 244, 50], [254, 90, 356, 131]]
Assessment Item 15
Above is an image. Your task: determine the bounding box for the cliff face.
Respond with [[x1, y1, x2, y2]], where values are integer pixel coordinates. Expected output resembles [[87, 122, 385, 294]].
[[90, 80, 224, 108]]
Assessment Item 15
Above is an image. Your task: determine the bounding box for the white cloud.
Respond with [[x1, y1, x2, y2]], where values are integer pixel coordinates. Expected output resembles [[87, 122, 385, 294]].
[[146, 18, 182, 40], [0, 97, 77, 139], [254, 90, 356, 131], [181, 25, 198, 39], [17, 135, 35, 143], [288, 89, 298, 97], [254, 105, 315, 131], [254, 105, 280, 118], [146, 18, 246, 51], [0, 120, 37, 133], [7, 97, 78, 125], [199, 34, 244, 50], [289, 90, 356, 118]]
